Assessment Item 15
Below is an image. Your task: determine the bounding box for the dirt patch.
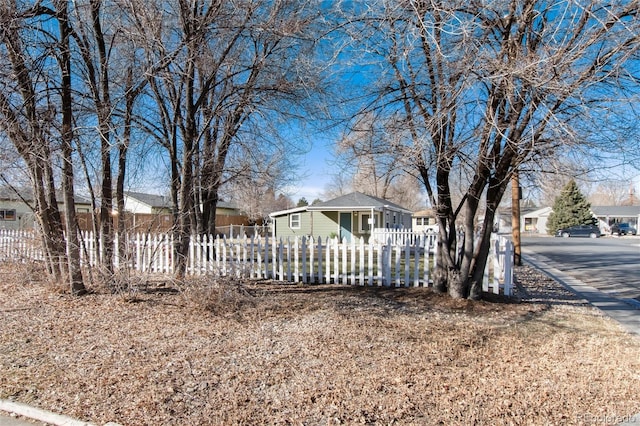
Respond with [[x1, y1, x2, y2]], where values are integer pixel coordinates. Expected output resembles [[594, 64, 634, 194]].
[[1, 263, 639, 425]]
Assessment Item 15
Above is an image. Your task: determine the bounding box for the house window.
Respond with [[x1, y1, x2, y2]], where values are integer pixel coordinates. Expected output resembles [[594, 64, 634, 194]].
[[360, 213, 375, 232], [0, 209, 16, 221], [289, 213, 301, 229]]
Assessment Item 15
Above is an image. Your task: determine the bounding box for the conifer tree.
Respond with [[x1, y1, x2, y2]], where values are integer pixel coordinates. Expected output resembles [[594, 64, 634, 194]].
[[546, 180, 596, 234]]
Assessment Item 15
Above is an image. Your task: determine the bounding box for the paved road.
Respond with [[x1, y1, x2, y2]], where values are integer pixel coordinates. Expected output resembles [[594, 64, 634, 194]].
[[522, 236, 640, 301]]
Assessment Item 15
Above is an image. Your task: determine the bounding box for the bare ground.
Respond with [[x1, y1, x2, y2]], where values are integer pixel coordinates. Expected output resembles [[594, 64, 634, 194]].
[[1, 263, 639, 425]]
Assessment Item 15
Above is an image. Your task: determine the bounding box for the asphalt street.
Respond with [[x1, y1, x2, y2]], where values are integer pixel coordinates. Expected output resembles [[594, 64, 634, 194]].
[[522, 235, 640, 301]]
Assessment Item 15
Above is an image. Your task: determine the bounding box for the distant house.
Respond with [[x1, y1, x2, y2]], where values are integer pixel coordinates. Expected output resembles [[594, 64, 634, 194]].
[[123, 191, 242, 216], [122, 191, 250, 233], [412, 209, 438, 233], [521, 206, 553, 234], [0, 187, 92, 231], [123, 191, 173, 214], [591, 205, 640, 231], [269, 192, 413, 242]]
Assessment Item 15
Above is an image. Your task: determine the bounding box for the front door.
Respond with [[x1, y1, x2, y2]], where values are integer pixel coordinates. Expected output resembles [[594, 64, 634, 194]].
[[339, 212, 352, 243]]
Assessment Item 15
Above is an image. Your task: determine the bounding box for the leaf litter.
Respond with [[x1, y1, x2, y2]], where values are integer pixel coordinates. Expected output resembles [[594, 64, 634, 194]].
[[0, 263, 639, 425]]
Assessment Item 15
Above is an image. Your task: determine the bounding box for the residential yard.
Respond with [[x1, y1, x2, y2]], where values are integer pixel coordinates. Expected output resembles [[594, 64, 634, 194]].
[[1, 263, 639, 425]]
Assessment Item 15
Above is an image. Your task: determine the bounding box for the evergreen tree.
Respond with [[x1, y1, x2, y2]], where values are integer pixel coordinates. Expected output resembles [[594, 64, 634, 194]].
[[546, 180, 596, 234]]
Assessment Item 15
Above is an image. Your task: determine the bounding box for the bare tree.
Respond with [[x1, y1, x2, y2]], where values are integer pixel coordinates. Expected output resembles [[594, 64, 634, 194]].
[[333, 113, 426, 209], [57, 0, 86, 294], [125, 0, 325, 277], [588, 180, 638, 206], [0, 1, 86, 293], [223, 149, 293, 224], [70, 0, 117, 272], [340, 0, 640, 299]]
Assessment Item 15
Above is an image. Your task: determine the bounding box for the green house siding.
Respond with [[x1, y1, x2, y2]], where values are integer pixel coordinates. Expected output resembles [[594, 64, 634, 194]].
[[273, 211, 313, 239], [313, 212, 339, 239], [273, 211, 340, 239], [272, 210, 406, 242]]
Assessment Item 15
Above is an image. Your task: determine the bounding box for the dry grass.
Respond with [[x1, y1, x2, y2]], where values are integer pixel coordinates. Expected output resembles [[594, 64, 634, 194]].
[[1, 263, 639, 425]]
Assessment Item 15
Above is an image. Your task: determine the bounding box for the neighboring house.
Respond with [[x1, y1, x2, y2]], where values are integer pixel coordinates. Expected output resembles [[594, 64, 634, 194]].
[[123, 191, 242, 216], [0, 187, 92, 231], [591, 205, 640, 231], [521, 206, 553, 235], [269, 192, 413, 242], [216, 201, 244, 217], [412, 209, 438, 233], [123, 191, 173, 214], [122, 191, 249, 233]]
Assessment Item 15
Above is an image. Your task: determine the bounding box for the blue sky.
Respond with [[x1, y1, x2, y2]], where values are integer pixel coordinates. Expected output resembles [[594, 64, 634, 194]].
[[287, 137, 336, 203]]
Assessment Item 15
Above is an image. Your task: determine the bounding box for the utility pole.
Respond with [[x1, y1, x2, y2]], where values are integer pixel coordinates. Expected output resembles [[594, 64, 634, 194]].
[[511, 170, 522, 266]]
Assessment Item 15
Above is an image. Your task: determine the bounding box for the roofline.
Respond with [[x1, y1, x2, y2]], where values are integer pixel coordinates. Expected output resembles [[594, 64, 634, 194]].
[[269, 206, 308, 218], [307, 205, 412, 214], [307, 206, 381, 212]]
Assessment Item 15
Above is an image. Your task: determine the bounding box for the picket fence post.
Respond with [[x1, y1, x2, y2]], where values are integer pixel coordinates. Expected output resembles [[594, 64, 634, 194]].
[[324, 238, 331, 283], [317, 237, 324, 284]]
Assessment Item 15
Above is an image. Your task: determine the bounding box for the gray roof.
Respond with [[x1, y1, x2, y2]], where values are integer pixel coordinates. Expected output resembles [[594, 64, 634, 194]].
[[308, 192, 410, 213], [591, 205, 640, 216], [124, 191, 238, 211], [0, 186, 91, 205], [125, 191, 172, 208]]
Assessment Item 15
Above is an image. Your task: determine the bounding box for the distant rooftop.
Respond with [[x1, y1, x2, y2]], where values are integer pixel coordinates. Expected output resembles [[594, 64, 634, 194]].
[[308, 192, 410, 212], [124, 191, 238, 210], [0, 186, 91, 205], [591, 205, 640, 216]]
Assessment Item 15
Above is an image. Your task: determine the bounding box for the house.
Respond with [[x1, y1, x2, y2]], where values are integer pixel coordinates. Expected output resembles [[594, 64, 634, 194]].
[[0, 187, 92, 231], [123, 191, 173, 214], [269, 192, 413, 242], [591, 206, 640, 231], [521, 206, 553, 235], [122, 191, 251, 233], [412, 209, 438, 232], [123, 191, 242, 216]]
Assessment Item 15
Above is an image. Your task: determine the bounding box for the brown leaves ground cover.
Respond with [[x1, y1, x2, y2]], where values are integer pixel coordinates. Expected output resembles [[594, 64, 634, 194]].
[[1, 263, 639, 425]]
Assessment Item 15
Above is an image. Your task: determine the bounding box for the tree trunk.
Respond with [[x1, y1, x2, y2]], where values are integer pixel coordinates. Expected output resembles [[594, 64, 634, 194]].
[[446, 269, 466, 299], [57, 0, 86, 295], [93, 0, 115, 275], [174, 57, 196, 279]]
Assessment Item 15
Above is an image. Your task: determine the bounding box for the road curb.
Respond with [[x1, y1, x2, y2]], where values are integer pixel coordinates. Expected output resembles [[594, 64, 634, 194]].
[[0, 400, 121, 426]]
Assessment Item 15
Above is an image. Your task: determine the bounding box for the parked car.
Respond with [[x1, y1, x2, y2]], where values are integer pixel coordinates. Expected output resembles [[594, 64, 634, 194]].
[[610, 223, 637, 236], [555, 224, 601, 238]]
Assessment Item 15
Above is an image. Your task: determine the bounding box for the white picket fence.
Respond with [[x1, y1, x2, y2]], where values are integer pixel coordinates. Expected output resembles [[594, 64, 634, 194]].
[[370, 228, 437, 245], [0, 230, 44, 262], [0, 229, 513, 294]]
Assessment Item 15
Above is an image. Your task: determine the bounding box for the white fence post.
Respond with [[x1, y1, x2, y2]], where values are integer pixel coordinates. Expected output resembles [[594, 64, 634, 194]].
[[316, 237, 323, 284]]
